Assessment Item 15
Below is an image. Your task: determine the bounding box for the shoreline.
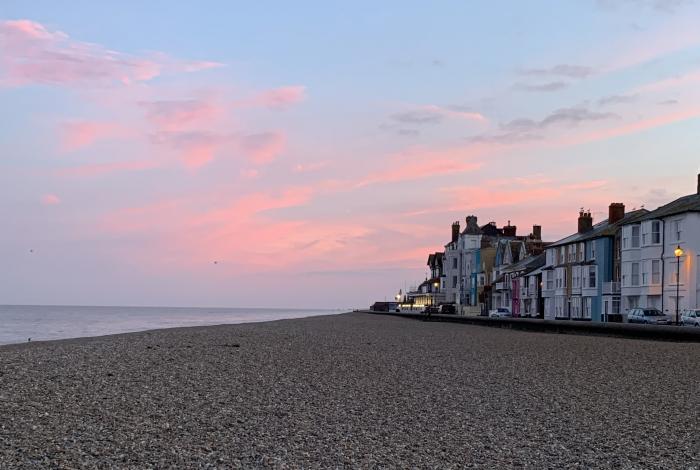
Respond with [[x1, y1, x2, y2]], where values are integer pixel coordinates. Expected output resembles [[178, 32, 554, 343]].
[[0, 311, 351, 350], [0, 305, 349, 351], [1, 312, 698, 468]]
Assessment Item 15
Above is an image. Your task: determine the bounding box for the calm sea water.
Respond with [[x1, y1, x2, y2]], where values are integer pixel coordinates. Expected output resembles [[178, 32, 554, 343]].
[[0, 305, 346, 345]]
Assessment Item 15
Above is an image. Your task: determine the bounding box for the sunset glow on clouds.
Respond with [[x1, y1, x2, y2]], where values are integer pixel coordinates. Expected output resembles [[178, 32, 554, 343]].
[[2, 1, 700, 307]]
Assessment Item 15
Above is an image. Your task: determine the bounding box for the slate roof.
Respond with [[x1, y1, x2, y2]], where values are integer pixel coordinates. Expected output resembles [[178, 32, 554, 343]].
[[501, 252, 546, 275], [548, 209, 649, 248], [635, 193, 700, 222]]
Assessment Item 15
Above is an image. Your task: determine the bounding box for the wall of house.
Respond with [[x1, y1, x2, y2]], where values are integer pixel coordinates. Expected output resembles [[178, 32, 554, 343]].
[[620, 213, 700, 316], [442, 243, 460, 304], [589, 237, 612, 322], [662, 212, 700, 314]]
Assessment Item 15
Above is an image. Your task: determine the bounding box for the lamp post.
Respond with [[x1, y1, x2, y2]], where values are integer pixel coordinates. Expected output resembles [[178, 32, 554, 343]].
[[674, 245, 684, 325]]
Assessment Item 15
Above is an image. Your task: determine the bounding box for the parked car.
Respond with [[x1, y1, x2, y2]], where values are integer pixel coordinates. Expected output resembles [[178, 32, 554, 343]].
[[489, 307, 512, 318], [681, 309, 700, 327], [626, 308, 672, 325], [439, 304, 457, 315], [423, 305, 439, 314]]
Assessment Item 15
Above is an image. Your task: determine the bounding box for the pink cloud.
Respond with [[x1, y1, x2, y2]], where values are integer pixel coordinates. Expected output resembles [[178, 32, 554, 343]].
[[420, 105, 487, 122], [631, 69, 700, 95], [252, 86, 306, 109], [238, 132, 286, 165], [0, 19, 221, 87], [60, 120, 124, 152], [240, 168, 260, 179], [57, 160, 159, 177], [355, 150, 483, 188], [563, 180, 608, 191], [558, 107, 700, 147], [150, 131, 230, 169], [40, 193, 60, 205], [182, 61, 225, 72], [99, 187, 328, 270], [140, 99, 223, 132], [293, 161, 330, 173], [149, 130, 287, 169]]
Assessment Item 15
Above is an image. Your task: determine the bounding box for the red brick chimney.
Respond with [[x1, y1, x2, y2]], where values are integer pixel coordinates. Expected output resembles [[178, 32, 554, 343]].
[[578, 210, 593, 233], [532, 225, 542, 240], [608, 203, 625, 224], [503, 220, 517, 237], [451, 221, 460, 243]]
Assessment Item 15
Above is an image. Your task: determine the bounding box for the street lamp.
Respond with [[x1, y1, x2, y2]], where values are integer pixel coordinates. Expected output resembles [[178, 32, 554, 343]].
[[675, 245, 684, 325]]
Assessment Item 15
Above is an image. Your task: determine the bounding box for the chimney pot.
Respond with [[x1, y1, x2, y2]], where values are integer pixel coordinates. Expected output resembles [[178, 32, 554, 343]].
[[578, 210, 593, 233]]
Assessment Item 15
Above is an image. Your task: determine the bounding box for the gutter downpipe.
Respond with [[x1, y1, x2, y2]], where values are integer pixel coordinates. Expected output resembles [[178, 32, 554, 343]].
[[660, 220, 665, 315]]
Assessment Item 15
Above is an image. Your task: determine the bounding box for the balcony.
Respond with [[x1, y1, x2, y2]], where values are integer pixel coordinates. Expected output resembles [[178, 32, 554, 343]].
[[603, 282, 621, 295]]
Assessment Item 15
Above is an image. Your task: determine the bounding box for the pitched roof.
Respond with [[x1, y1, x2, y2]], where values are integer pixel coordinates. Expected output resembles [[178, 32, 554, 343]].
[[461, 217, 482, 235], [548, 209, 649, 248], [636, 193, 700, 221], [501, 252, 546, 275]]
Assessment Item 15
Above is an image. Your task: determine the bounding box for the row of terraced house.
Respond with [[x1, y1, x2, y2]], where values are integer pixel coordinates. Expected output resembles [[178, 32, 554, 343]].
[[405, 174, 700, 320]]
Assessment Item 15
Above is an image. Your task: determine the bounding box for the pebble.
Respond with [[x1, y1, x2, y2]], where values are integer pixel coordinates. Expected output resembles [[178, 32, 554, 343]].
[[0, 312, 698, 468]]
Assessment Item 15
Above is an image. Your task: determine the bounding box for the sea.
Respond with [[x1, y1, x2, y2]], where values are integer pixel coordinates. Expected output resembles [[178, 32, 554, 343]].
[[0, 305, 347, 346]]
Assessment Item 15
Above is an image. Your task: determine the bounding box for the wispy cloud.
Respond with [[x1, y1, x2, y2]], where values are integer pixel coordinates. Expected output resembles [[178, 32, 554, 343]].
[[597, 0, 695, 13], [389, 105, 486, 125], [293, 161, 330, 173], [0, 19, 221, 87], [503, 107, 618, 131], [235, 85, 307, 109], [59, 120, 126, 152], [513, 81, 568, 92], [355, 148, 484, 188], [40, 193, 61, 205], [238, 132, 286, 165], [519, 64, 594, 78], [56, 160, 159, 177], [139, 99, 223, 132], [598, 94, 637, 106]]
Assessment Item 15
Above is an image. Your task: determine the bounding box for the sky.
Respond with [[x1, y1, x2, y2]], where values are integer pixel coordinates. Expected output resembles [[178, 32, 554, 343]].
[[1, 0, 700, 309]]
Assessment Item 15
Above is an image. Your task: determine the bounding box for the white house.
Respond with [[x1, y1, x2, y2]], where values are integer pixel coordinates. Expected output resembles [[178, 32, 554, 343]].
[[442, 221, 461, 304], [620, 175, 700, 319]]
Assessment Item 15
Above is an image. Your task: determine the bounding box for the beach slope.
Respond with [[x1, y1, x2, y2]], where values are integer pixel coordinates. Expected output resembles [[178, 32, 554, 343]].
[[1, 312, 698, 468]]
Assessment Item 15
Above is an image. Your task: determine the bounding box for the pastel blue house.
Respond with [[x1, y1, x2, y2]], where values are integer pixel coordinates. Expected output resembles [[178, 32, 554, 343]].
[[542, 205, 647, 321]]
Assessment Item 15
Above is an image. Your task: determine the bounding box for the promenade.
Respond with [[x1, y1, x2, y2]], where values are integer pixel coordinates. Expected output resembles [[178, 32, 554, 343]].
[[361, 310, 700, 342]]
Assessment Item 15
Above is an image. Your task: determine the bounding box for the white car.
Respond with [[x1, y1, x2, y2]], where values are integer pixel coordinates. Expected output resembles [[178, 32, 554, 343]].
[[680, 309, 700, 327], [489, 307, 512, 318], [626, 308, 672, 325]]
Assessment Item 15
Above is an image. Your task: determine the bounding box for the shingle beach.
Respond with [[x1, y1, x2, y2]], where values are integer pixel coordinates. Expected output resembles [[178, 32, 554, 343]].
[[1, 312, 698, 469]]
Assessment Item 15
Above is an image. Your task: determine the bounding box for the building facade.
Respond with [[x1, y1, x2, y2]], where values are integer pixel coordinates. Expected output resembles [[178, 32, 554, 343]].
[[620, 177, 700, 319], [542, 205, 647, 321]]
